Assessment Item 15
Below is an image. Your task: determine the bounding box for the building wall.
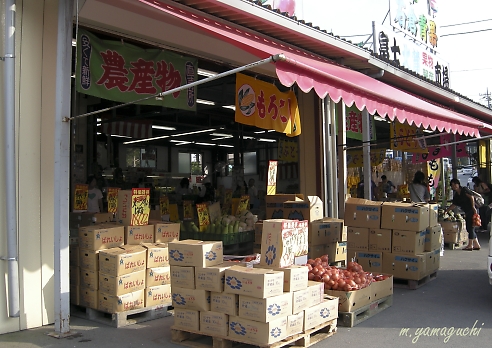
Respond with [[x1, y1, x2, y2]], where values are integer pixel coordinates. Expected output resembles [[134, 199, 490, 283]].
[[0, 0, 58, 334]]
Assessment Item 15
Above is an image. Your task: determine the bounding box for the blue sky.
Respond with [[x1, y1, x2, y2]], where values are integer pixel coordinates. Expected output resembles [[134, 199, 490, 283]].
[[268, 0, 492, 107]]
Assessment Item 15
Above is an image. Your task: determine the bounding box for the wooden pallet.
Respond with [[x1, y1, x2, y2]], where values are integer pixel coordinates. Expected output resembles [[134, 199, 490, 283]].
[[71, 303, 172, 328], [393, 271, 438, 290], [337, 295, 393, 328], [171, 318, 337, 348]]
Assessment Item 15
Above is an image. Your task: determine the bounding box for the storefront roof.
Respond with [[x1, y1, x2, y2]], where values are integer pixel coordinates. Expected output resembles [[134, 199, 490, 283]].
[[141, 0, 483, 137]]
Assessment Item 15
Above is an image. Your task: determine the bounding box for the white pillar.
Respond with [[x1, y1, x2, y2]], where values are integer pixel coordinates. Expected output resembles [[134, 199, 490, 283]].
[[362, 108, 372, 199]]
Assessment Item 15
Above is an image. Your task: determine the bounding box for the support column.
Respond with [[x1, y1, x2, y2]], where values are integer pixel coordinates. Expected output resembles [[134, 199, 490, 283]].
[[337, 102, 347, 218], [362, 108, 372, 199]]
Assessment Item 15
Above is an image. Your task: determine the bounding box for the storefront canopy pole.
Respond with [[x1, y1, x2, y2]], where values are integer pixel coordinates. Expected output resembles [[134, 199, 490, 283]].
[[67, 54, 284, 121], [2, 0, 20, 318], [330, 99, 339, 217], [322, 97, 333, 217], [362, 108, 372, 199]]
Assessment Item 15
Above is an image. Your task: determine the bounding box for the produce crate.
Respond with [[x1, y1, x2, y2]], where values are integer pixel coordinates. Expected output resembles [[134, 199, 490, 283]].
[[239, 230, 254, 243]]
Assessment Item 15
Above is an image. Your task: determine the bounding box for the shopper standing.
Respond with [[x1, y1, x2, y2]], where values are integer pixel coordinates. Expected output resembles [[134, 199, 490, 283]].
[[472, 176, 492, 231], [408, 171, 430, 203], [445, 179, 481, 251], [87, 174, 103, 213]]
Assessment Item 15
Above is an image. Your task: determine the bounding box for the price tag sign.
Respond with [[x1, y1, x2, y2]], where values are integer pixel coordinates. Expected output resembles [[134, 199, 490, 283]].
[[236, 195, 250, 216], [107, 187, 119, 213], [183, 200, 194, 220], [267, 160, 278, 195], [224, 189, 233, 206], [73, 184, 89, 212], [168, 204, 179, 222], [131, 188, 150, 225], [208, 202, 221, 224], [160, 196, 169, 216], [196, 203, 210, 232]]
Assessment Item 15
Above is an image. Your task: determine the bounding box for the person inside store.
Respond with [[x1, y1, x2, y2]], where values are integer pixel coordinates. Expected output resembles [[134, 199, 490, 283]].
[[87, 174, 104, 213], [197, 177, 215, 203], [445, 178, 481, 251], [248, 178, 259, 209], [176, 177, 192, 204], [381, 175, 396, 195], [472, 176, 492, 231], [408, 171, 430, 203], [357, 177, 379, 200], [112, 167, 125, 189]]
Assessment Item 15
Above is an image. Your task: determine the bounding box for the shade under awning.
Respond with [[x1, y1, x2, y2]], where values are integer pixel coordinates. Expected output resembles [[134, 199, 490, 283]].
[[140, 0, 483, 137]]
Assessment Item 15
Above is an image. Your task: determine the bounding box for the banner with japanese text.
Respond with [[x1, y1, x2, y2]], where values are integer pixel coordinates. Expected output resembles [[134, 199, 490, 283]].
[[346, 105, 376, 141], [236, 195, 250, 216], [235, 73, 301, 136], [107, 187, 119, 213], [346, 149, 386, 168], [196, 203, 210, 232], [390, 122, 428, 153], [278, 139, 298, 162], [76, 29, 197, 110], [427, 159, 441, 198], [159, 196, 169, 216], [131, 188, 150, 225], [412, 134, 467, 164], [183, 201, 194, 220], [73, 184, 89, 212]]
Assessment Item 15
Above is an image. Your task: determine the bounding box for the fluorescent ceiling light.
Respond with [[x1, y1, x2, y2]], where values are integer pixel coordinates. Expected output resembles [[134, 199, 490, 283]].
[[222, 105, 236, 111], [268, 130, 275, 132], [210, 133, 232, 137], [175, 141, 191, 146], [152, 125, 176, 131], [211, 137, 231, 141], [96, 132, 131, 139], [197, 68, 218, 77], [97, 118, 102, 122], [171, 128, 216, 137], [254, 130, 266, 134], [72, 39, 76, 46], [197, 99, 215, 105], [97, 123, 101, 126], [243, 136, 254, 140], [196, 142, 215, 146], [258, 138, 277, 142], [123, 135, 169, 145], [423, 129, 434, 133], [219, 144, 234, 148]]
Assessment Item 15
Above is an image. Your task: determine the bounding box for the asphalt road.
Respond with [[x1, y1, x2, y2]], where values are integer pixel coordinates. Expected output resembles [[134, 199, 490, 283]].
[[1, 231, 491, 348]]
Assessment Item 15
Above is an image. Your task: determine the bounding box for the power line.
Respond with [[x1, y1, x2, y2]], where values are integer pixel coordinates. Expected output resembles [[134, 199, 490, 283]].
[[441, 18, 492, 28], [451, 68, 492, 72], [441, 28, 492, 37]]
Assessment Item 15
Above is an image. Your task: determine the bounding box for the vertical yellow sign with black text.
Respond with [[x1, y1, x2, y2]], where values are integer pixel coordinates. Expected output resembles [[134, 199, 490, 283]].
[[267, 160, 278, 195], [74, 184, 89, 212], [107, 187, 120, 213]]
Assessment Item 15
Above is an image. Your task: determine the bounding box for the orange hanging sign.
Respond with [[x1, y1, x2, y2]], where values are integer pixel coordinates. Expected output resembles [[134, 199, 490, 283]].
[[73, 184, 89, 212]]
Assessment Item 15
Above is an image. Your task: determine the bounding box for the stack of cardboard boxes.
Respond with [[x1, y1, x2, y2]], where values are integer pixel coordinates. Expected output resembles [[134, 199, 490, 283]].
[[441, 219, 467, 245], [344, 198, 441, 281], [308, 218, 347, 264]]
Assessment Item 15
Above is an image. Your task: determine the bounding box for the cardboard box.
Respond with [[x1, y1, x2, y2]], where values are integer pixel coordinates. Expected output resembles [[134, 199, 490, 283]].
[[304, 296, 339, 330], [79, 224, 124, 251], [392, 230, 426, 255], [228, 315, 288, 345], [170, 266, 196, 289], [309, 218, 346, 244], [260, 220, 301, 268], [210, 292, 239, 316], [79, 249, 99, 271], [287, 312, 304, 336], [270, 265, 308, 292], [265, 194, 304, 219], [172, 287, 210, 311], [146, 267, 171, 287], [382, 252, 427, 280], [99, 245, 147, 276], [425, 249, 440, 275], [224, 266, 284, 298], [429, 204, 439, 227], [70, 245, 79, 267], [325, 285, 372, 312], [142, 243, 169, 268], [98, 289, 145, 313], [347, 227, 369, 251], [117, 189, 150, 226], [381, 202, 430, 232], [354, 251, 383, 273], [239, 293, 292, 322], [70, 266, 80, 286], [145, 284, 172, 307], [307, 281, 324, 307], [371, 274, 393, 301], [80, 268, 98, 290], [292, 287, 309, 314], [79, 287, 98, 309], [440, 221, 463, 233], [283, 196, 323, 222], [99, 270, 146, 296], [425, 225, 442, 252], [152, 221, 180, 243], [168, 240, 223, 267], [344, 198, 382, 229], [325, 242, 347, 263], [125, 225, 154, 245], [255, 223, 263, 243], [195, 263, 235, 292], [70, 285, 80, 305], [443, 232, 460, 244], [200, 311, 229, 337], [174, 309, 200, 331], [368, 229, 392, 252], [308, 244, 326, 259]]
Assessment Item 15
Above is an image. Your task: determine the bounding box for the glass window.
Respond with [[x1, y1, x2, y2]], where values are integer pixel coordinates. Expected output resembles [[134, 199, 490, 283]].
[[126, 147, 156, 168], [178, 152, 202, 174]]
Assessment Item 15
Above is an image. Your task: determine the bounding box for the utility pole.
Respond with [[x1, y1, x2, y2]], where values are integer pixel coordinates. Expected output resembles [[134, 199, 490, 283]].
[[480, 88, 492, 109]]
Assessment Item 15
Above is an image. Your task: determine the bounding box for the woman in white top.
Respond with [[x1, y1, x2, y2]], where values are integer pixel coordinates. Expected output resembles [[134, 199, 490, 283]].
[[409, 171, 430, 203], [87, 175, 103, 213]]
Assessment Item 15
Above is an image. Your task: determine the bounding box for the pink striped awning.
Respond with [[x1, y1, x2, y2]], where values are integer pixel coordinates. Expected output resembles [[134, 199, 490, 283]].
[[102, 121, 152, 139]]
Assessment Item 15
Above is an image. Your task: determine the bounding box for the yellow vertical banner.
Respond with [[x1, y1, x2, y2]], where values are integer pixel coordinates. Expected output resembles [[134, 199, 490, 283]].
[[107, 187, 119, 213], [160, 196, 169, 216], [235, 73, 301, 136], [390, 122, 428, 153], [73, 184, 89, 212], [196, 203, 210, 232], [427, 158, 441, 197], [130, 188, 150, 225], [183, 200, 194, 220], [267, 160, 278, 195], [236, 195, 250, 216], [168, 204, 179, 222]]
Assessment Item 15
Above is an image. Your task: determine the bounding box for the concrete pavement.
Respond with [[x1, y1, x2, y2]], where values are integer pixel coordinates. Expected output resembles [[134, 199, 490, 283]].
[[1, 230, 491, 348]]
